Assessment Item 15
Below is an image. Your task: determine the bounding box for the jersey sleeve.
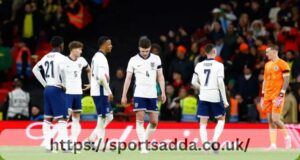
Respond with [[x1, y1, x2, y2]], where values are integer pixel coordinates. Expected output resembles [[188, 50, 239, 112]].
[[36, 57, 45, 68], [82, 57, 89, 68], [279, 60, 290, 73], [58, 56, 67, 71], [126, 58, 134, 73], [157, 56, 162, 70], [91, 56, 99, 77], [194, 64, 199, 75], [217, 64, 224, 78]]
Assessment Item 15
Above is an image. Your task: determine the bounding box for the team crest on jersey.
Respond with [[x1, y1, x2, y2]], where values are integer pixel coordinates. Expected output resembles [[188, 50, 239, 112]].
[[273, 65, 279, 71], [78, 64, 82, 68], [150, 62, 155, 70]]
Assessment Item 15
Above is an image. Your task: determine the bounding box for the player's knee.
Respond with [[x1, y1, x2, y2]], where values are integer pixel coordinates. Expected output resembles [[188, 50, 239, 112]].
[[136, 111, 145, 120], [272, 119, 281, 126], [72, 112, 81, 119], [107, 113, 113, 122], [149, 120, 158, 127], [217, 116, 225, 121], [271, 115, 279, 123]]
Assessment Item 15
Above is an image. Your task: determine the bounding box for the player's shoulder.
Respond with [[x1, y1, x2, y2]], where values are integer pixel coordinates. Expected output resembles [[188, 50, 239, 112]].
[[148, 54, 160, 63], [79, 57, 88, 66], [93, 52, 106, 61], [150, 53, 160, 59], [78, 56, 87, 62], [278, 58, 288, 65], [54, 52, 67, 61], [215, 61, 224, 68], [265, 61, 272, 66], [129, 54, 139, 61], [195, 62, 202, 68], [92, 52, 100, 58]]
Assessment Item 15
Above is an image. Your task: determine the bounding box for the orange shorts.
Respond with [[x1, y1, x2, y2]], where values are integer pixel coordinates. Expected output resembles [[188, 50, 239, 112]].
[[263, 98, 284, 114]]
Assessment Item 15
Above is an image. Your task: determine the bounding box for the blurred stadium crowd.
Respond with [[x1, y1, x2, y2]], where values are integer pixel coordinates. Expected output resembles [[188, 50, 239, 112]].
[[0, 0, 300, 123]]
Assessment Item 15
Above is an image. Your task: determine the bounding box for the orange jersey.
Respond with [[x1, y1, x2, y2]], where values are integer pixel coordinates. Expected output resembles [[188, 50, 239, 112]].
[[263, 59, 290, 100]]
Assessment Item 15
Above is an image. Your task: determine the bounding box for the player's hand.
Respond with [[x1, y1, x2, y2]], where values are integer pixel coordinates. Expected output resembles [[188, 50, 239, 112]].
[[82, 84, 90, 91], [273, 93, 284, 107], [58, 84, 66, 92], [260, 96, 264, 109], [121, 96, 127, 106], [224, 101, 229, 108], [108, 94, 114, 102], [161, 93, 167, 104]]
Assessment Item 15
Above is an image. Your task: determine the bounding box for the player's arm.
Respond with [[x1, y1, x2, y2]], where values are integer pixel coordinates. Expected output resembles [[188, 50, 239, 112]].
[[218, 78, 229, 107], [281, 72, 290, 94], [97, 66, 112, 95], [261, 80, 265, 95], [260, 64, 267, 108], [122, 58, 134, 105], [274, 62, 290, 107], [121, 71, 133, 105], [58, 62, 66, 88], [191, 73, 200, 89], [93, 58, 112, 95], [273, 73, 289, 107], [157, 67, 166, 104], [83, 65, 91, 91], [32, 61, 46, 87], [191, 65, 200, 89], [86, 65, 91, 83], [217, 65, 229, 107]]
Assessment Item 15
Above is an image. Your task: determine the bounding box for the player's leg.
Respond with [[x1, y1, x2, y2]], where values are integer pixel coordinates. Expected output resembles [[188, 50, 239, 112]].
[[89, 95, 113, 147], [266, 112, 277, 150], [145, 112, 158, 141], [136, 110, 147, 152], [200, 117, 209, 144], [70, 95, 82, 143], [42, 87, 54, 151], [103, 95, 114, 128], [213, 116, 225, 142], [271, 102, 291, 149], [52, 87, 69, 151], [96, 95, 114, 149], [197, 101, 209, 145], [145, 98, 159, 141], [133, 97, 147, 153], [89, 96, 105, 141], [264, 100, 277, 150], [212, 102, 226, 143]]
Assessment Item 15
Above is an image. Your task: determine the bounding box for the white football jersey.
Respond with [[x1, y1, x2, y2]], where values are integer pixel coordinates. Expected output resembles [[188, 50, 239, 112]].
[[194, 59, 224, 102], [36, 52, 67, 86], [90, 52, 110, 96], [127, 53, 162, 98], [61, 57, 88, 94]]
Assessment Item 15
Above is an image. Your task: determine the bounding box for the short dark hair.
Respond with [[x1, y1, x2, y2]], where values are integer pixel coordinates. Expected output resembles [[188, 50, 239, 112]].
[[68, 41, 83, 51], [204, 43, 215, 54], [13, 78, 22, 88], [50, 36, 64, 48], [98, 36, 110, 48], [139, 36, 151, 48]]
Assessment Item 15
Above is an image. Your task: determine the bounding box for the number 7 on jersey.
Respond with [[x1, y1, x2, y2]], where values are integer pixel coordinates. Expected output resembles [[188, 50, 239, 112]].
[[204, 69, 211, 86]]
